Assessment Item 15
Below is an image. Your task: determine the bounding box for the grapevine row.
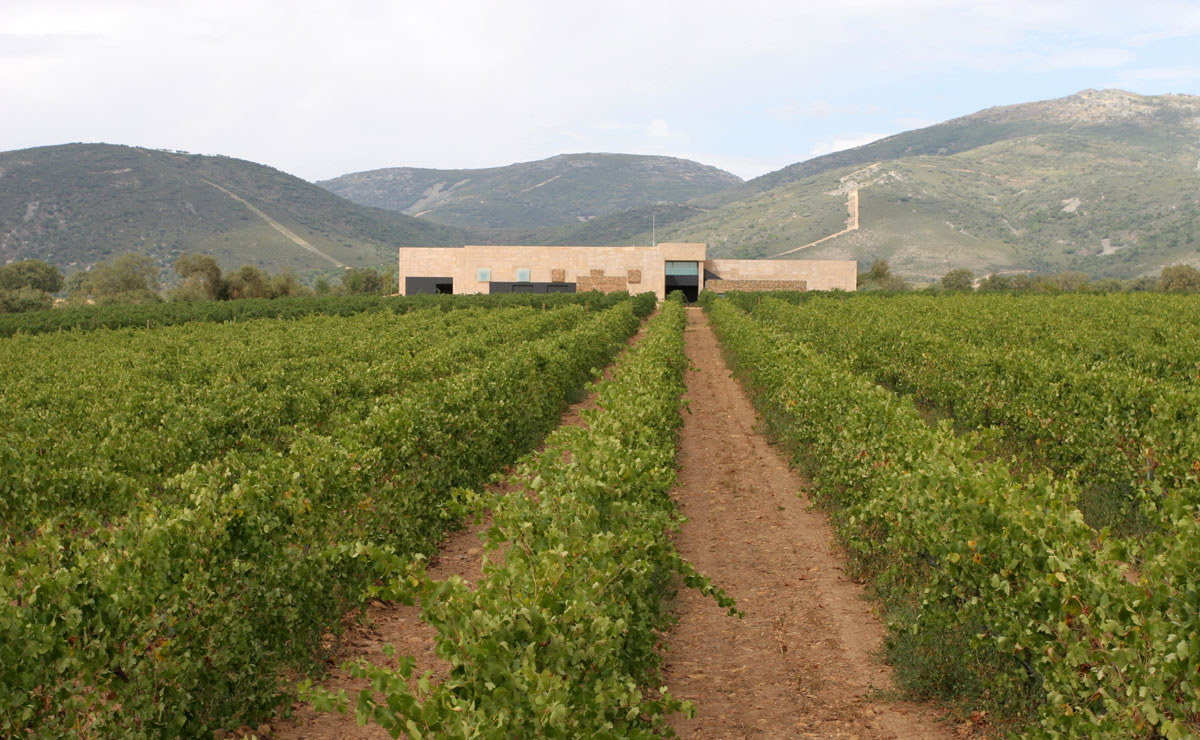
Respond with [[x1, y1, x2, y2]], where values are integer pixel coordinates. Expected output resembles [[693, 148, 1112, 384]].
[[307, 298, 736, 738], [0, 296, 652, 739], [0, 289, 636, 338], [722, 291, 1200, 382], [743, 294, 1200, 538], [708, 298, 1199, 740], [1, 305, 587, 530]]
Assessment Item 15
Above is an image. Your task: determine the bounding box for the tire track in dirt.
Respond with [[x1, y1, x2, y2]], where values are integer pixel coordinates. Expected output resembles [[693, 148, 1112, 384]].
[[662, 308, 959, 740]]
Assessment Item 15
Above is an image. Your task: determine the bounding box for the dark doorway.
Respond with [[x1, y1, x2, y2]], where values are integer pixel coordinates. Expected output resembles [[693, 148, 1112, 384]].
[[406, 276, 454, 295], [664, 261, 700, 302], [667, 286, 699, 302]]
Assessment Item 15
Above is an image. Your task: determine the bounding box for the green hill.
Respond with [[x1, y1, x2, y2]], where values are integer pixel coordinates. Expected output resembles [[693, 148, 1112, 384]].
[[653, 90, 1200, 279], [0, 143, 474, 279], [317, 153, 742, 229]]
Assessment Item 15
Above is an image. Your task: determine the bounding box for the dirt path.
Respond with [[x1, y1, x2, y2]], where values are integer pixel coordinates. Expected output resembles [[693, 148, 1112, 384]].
[[198, 179, 346, 268], [662, 308, 959, 740], [768, 164, 875, 259]]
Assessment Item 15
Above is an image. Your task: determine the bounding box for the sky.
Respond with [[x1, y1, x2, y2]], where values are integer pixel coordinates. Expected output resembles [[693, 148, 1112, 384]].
[[2, 0, 1199, 181]]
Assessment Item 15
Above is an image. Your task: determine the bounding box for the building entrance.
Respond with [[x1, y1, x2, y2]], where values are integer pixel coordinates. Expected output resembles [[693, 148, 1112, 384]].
[[664, 261, 700, 302]]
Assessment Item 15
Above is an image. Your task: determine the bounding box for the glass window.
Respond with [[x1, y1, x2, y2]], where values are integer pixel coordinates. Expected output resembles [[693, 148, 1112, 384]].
[[665, 261, 699, 276], [516, 268, 531, 282], [477, 267, 491, 282]]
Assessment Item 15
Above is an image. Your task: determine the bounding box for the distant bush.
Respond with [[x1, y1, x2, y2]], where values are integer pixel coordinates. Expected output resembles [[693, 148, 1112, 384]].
[[940, 269, 974, 291], [67, 253, 161, 304], [0, 260, 63, 313], [0, 287, 54, 314], [858, 260, 909, 291], [1157, 264, 1200, 291], [0, 260, 64, 293]]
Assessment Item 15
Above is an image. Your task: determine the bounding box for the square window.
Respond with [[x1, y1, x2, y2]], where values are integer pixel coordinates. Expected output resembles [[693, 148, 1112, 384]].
[[477, 267, 491, 282], [517, 268, 531, 282]]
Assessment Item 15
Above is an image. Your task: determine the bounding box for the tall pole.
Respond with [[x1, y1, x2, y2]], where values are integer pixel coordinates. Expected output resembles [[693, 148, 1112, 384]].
[[652, 208, 656, 248]]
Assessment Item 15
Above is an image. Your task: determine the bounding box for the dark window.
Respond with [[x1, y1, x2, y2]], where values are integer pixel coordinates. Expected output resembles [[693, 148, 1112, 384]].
[[489, 281, 577, 294]]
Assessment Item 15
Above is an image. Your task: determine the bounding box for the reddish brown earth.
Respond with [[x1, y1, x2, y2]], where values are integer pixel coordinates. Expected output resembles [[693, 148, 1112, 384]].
[[661, 308, 959, 740], [266, 309, 961, 740]]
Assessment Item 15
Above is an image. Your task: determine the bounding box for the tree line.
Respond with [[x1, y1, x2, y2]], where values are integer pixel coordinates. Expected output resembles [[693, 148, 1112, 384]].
[[857, 259, 1200, 293], [1, 253, 399, 313]]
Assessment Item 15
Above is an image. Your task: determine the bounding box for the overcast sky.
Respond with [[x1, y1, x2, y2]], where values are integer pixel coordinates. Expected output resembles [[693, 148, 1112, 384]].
[[2, 0, 1199, 181]]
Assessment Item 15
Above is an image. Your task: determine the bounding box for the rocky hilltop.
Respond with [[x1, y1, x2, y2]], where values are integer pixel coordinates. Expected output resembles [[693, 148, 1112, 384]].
[[964, 88, 1200, 126]]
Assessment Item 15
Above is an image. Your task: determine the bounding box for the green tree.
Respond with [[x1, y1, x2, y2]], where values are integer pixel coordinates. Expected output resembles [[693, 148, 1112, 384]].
[[340, 267, 385, 295], [857, 259, 908, 291], [172, 254, 225, 300], [940, 269, 974, 292], [977, 274, 1012, 292], [68, 253, 161, 304], [224, 265, 271, 299], [1157, 264, 1200, 291], [1008, 274, 1032, 291], [0, 286, 54, 313], [0, 260, 64, 293], [1125, 276, 1159, 292], [859, 259, 891, 287], [268, 270, 312, 298]]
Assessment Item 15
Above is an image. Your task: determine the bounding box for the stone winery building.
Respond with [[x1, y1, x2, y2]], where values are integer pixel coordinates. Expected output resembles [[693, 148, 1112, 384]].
[[397, 243, 856, 301]]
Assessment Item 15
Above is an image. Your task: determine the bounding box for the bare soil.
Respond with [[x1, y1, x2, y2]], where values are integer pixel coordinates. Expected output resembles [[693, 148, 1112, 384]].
[[662, 308, 960, 740]]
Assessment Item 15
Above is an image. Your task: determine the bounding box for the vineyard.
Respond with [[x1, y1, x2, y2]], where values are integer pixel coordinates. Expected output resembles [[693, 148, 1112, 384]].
[[706, 292, 1199, 739], [0, 292, 656, 737], [0, 291, 631, 338], [2, 289, 1196, 739]]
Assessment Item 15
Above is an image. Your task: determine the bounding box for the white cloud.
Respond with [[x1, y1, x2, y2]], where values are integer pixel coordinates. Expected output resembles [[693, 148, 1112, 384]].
[[1109, 65, 1200, 87], [767, 100, 875, 121], [0, 0, 1194, 181], [808, 133, 890, 157], [1031, 47, 1136, 71]]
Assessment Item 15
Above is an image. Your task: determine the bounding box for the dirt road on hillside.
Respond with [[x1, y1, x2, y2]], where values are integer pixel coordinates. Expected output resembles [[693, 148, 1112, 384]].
[[662, 308, 958, 740]]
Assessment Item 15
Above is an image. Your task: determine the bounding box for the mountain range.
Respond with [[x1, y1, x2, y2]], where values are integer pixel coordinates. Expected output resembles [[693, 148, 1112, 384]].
[[659, 89, 1200, 279], [2, 89, 1198, 282], [0, 143, 474, 280], [317, 153, 741, 230]]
